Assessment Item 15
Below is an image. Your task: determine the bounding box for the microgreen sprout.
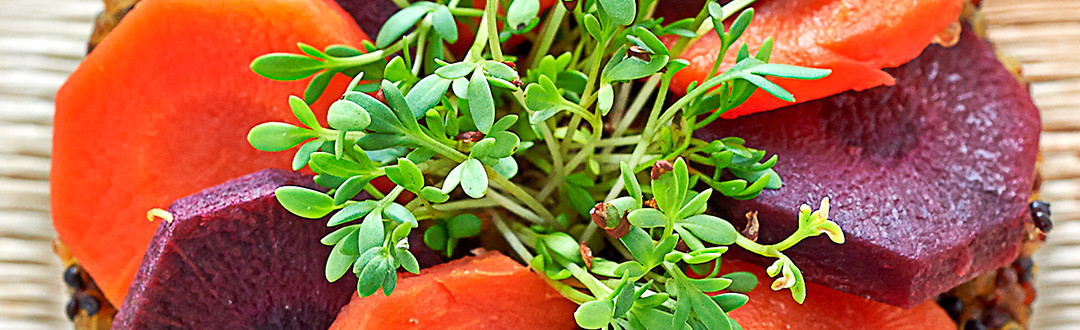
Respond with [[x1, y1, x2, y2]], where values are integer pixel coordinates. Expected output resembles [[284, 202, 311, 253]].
[[247, 0, 845, 328]]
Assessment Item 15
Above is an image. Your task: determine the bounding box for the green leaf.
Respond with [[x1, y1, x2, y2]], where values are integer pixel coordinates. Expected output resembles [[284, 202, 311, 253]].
[[750, 63, 831, 80], [344, 91, 403, 134], [419, 186, 450, 203], [689, 277, 732, 292], [711, 293, 749, 312], [448, 214, 482, 238], [612, 278, 637, 317], [250, 53, 324, 81], [484, 61, 518, 82], [459, 158, 488, 198], [275, 186, 334, 219], [321, 224, 360, 246], [385, 158, 424, 192], [381, 81, 417, 129], [288, 95, 322, 130], [468, 68, 496, 134], [603, 53, 669, 83], [720, 272, 758, 293], [679, 214, 737, 245], [619, 227, 654, 264], [382, 202, 418, 227], [507, 0, 541, 31], [631, 26, 669, 56], [308, 152, 372, 177], [627, 208, 666, 228], [327, 239, 357, 282], [541, 232, 584, 264], [614, 261, 646, 278], [470, 138, 496, 158], [441, 161, 465, 194], [676, 189, 712, 219], [356, 133, 407, 150], [620, 162, 643, 207], [452, 77, 469, 98], [395, 248, 420, 274], [566, 184, 595, 217], [381, 263, 398, 295], [490, 114, 519, 133], [575, 300, 614, 329], [334, 175, 373, 205], [292, 139, 323, 171], [740, 74, 793, 102], [435, 62, 477, 80], [384, 56, 415, 82], [305, 70, 336, 103], [327, 99, 371, 131], [489, 131, 520, 158], [358, 209, 386, 251], [684, 284, 733, 330], [328, 200, 378, 226], [357, 256, 389, 296], [430, 5, 459, 43], [597, 0, 636, 26], [424, 224, 448, 251], [583, 14, 603, 41], [248, 122, 315, 152], [406, 75, 451, 118], [652, 167, 677, 214], [492, 157, 519, 178], [376, 3, 434, 48], [525, 76, 569, 123], [598, 83, 614, 115]]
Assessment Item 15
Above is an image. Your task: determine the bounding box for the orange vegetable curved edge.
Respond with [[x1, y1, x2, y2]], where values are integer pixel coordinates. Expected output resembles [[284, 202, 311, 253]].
[[51, 0, 368, 305], [672, 0, 963, 118]]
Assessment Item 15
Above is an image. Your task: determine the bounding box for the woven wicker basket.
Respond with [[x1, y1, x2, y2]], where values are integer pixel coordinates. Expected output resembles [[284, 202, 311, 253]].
[[0, 0, 1075, 328]]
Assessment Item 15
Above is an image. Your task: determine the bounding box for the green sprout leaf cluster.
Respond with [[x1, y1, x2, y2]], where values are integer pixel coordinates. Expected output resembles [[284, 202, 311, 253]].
[[247, 0, 846, 328]]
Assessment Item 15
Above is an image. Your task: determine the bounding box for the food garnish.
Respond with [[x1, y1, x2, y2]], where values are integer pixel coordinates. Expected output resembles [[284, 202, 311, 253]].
[[247, 0, 846, 328]]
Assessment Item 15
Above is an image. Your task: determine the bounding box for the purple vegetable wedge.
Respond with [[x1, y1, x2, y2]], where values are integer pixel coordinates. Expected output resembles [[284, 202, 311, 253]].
[[698, 26, 1040, 308]]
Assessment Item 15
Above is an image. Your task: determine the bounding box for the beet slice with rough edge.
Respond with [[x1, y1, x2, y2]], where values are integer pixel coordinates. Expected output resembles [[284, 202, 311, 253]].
[[696, 26, 1040, 308], [113, 169, 439, 328]]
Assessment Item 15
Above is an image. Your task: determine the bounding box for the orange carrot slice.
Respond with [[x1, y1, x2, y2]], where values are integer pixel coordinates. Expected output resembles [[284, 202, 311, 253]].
[[672, 0, 963, 118], [721, 260, 955, 329], [52, 0, 367, 305], [329, 251, 577, 329]]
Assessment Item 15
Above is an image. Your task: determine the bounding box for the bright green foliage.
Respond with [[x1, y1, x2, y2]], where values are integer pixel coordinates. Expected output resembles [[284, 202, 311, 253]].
[[247, 0, 846, 327]]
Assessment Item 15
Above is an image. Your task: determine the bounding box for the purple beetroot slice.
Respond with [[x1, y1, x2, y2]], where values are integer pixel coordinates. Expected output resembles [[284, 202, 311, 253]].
[[697, 25, 1040, 308], [333, 0, 399, 37], [113, 169, 438, 328]]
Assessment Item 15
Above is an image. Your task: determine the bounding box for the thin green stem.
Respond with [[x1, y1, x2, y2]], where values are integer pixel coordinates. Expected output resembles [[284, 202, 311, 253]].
[[487, 166, 557, 224], [492, 213, 536, 261], [485, 0, 504, 61], [528, 2, 568, 69], [566, 262, 613, 297]]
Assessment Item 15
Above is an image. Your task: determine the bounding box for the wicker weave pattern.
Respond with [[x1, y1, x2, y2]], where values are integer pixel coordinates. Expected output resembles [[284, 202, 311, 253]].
[[0, 0, 1074, 328]]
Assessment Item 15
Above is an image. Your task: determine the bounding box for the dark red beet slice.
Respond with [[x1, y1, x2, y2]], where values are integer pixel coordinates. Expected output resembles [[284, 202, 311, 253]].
[[113, 169, 439, 328], [334, 0, 399, 37], [697, 26, 1040, 308]]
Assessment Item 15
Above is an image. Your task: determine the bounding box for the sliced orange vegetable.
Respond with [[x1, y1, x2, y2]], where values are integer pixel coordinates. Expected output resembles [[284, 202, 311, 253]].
[[52, 0, 367, 305], [721, 260, 955, 329], [671, 0, 963, 118], [329, 251, 578, 329]]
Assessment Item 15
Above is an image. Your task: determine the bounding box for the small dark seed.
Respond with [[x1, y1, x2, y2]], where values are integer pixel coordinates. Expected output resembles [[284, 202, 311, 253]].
[[937, 295, 965, 321], [996, 267, 1018, 288], [650, 160, 673, 180], [65, 298, 79, 321], [627, 46, 651, 62], [1013, 256, 1034, 283], [455, 131, 485, 143], [981, 306, 1014, 329], [63, 265, 85, 290], [963, 320, 986, 330], [1029, 200, 1053, 232], [77, 294, 100, 316]]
